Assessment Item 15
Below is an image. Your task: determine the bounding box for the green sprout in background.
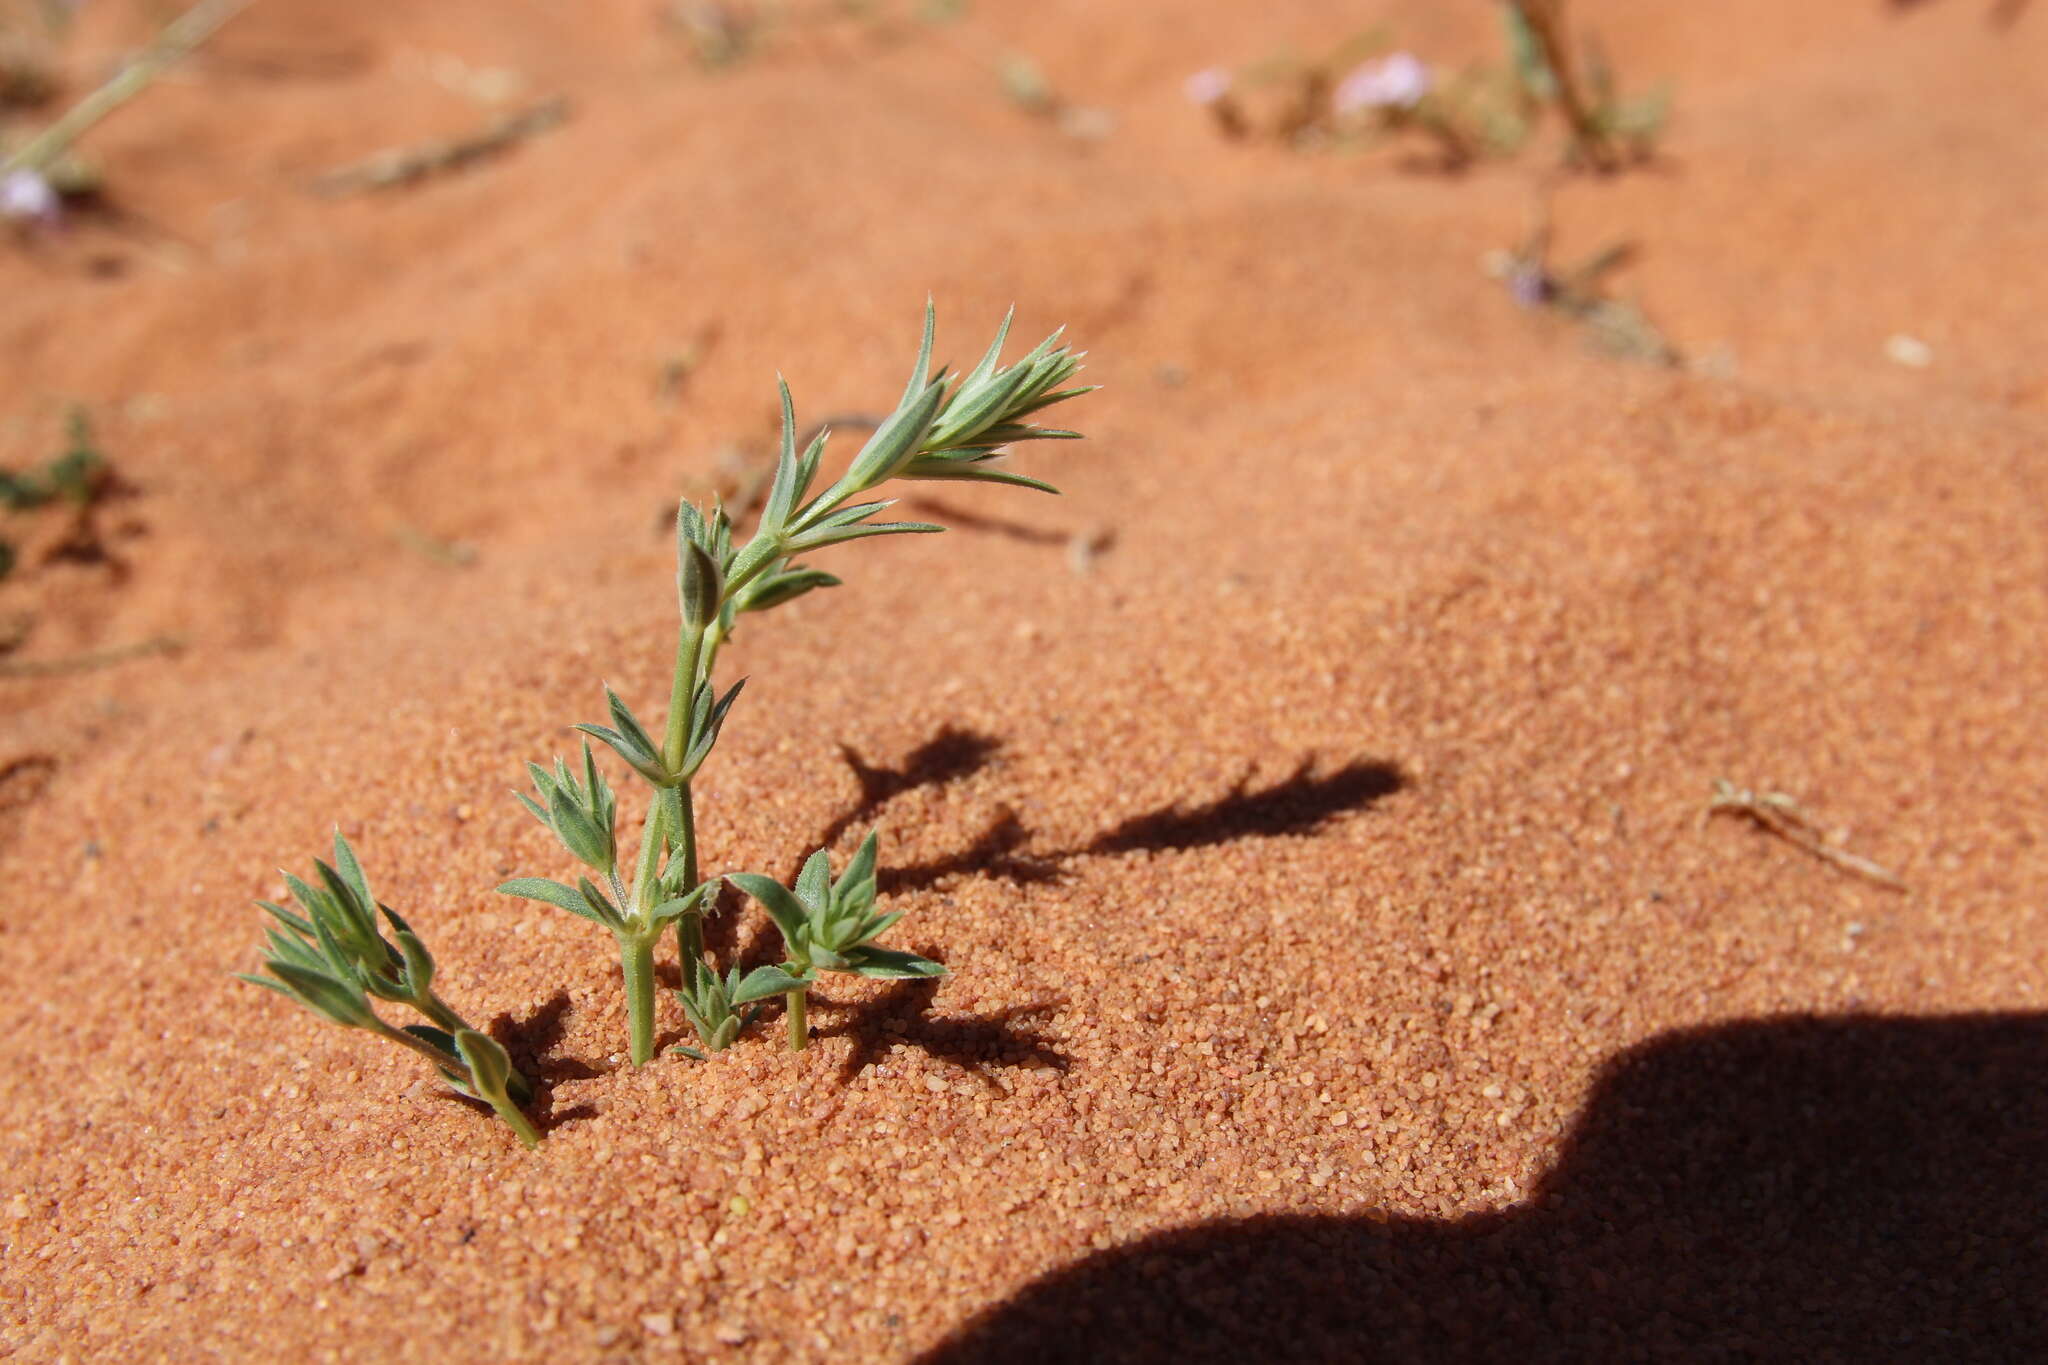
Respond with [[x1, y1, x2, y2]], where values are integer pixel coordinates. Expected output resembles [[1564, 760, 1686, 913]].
[[242, 306, 1092, 1142]]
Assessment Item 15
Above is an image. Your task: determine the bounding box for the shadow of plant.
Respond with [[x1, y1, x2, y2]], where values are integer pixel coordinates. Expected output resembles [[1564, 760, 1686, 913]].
[[815, 975, 1071, 1090], [1083, 756, 1406, 854], [920, 1012, 2048, 1363], [813, 731, 1406, 897], [812, 724, 1007, 859], [488, 991, 602, 1131], [880, 806, 1065, 894], [904, 497, 1069, 546]]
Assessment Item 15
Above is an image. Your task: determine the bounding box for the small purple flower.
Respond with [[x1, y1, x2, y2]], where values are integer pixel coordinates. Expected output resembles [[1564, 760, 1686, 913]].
[[1333, 51, 1432, 115], [0, 169, 61, 226], [1183, 67, 1232, 106], [1507, 264, 1553, 310]]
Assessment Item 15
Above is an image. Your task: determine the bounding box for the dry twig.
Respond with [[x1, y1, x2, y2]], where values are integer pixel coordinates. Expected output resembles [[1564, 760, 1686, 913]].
[[1706, 779, 1906, 890]]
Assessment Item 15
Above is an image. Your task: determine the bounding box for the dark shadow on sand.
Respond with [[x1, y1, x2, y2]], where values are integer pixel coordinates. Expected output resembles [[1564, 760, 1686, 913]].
[[922, 1012, 2048, 1363]]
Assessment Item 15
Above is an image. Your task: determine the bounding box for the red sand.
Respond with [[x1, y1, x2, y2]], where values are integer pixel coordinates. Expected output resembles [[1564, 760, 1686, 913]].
[[3, 1, 2046, 1359]]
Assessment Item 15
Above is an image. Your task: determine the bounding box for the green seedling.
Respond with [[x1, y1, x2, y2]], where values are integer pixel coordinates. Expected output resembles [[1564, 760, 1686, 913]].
[[503, 303, 1089, 1065], [729, 831, 947, 1050], [672, 958, 761, 1057], [241, 305, 1089, 1143], [238, 834, 541, 1147]]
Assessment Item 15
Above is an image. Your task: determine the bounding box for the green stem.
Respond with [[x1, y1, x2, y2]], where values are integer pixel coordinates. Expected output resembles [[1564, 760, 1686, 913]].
[[484, 1095, 542, 1150], [405, 994, 533, 1105], [619, 932, 658, 1067], [663, 623, 705, 771], [786, 989, 809, 1051]]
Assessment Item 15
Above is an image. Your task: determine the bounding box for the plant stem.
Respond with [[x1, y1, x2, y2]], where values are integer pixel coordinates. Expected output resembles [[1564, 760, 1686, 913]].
[[407, 994, 532, 1113], [1511, 0, 1616, 172], [619, 932, 658, 1066], [484, 1095, 542, 1150], [786, 989, 808, 1051], [1, 0, 254, 176]]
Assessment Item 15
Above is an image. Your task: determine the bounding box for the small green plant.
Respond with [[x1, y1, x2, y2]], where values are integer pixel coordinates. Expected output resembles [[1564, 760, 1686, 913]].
[[0, 406, 109, 580], [729, 830, 944, 1051], [241, 306, 1091, 1142], [237, 834, 541, 1148]]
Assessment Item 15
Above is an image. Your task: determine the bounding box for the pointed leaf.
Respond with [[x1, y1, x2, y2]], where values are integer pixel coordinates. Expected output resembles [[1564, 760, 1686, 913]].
[[268, 961, 378, 1028], [605, 686, 661, 758], [793, 849, 831, 916], [497, 877, 618, 928], [401, 1024, 460, 1061], [901, 299, 937, 406], [394, 929, 435, 995], [785, 521, 945, 553], [899, 460, 1060, 494], [258, 898, 315, 938], [760, 377, 803, 535], [839, 945, 948, 979], [727, 872, 810, 949], [852, 909, 905, 946], [838, 831, 880, 899], [731, 964, 816, 1006], [330, 832, 374, 911], [963, 306, 1014, 390]]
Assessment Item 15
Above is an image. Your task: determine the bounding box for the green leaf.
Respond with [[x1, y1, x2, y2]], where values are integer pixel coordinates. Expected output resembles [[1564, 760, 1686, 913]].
[[898, 459, 1059, 494], [927, 356, 1033, 450], [839, 831, 880, 899], [793, 849, 831, 915], [605, 686, 661, 758], [330, 832, 374, 912], [735, 567, 840, 615], [676, 498, 710, 554], [401, 1023, 460, 1061], [732, 963, 814, 1006], [785, 520, 944, 553], [546, 782, 613, 873], [257, 898, 315, 937], [795, 424, 829, 498], [962, 305, 1015, 390], [453, 1029, 539, 1150], [497, 877, 619, 928], [394, 929, 435, 995], [838, 375, 948, 494], [901, 299, 937, 406], [681, 678, 747, 777], [760, 377, 803, 536], [853, 909, 905, 946], [235, 972, 296, 1000], [267, 961, 378, 1029], [728, 872, 810, 951], [645, 879, 714, 927], [678, 537, 723, 633], [281, 871, 331, 925], [840, 946, 948, 979], [572, 724, 671, 786], [575, 877, 622, 928], [261, 927, 326, 973]]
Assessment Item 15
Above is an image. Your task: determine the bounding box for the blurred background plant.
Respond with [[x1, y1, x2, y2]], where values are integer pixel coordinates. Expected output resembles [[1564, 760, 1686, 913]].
[[1186, 1, 1668, 174], [0, 406, 111, 582], [0, 0, 250, 232]]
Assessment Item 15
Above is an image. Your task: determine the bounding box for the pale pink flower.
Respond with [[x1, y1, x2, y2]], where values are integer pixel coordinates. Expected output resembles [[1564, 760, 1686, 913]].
[[1183, 67, 1232, 106], [1333, 51, 1432, 115], [0, 169, 61, 226]]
